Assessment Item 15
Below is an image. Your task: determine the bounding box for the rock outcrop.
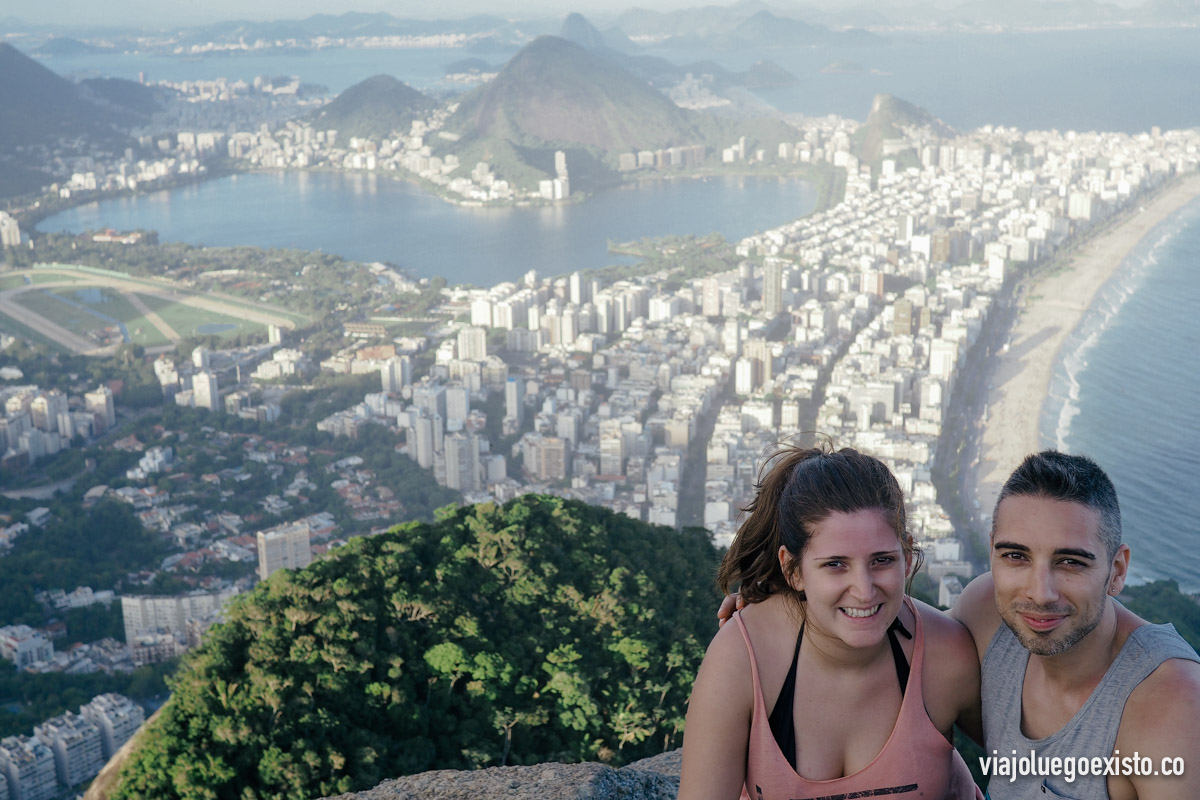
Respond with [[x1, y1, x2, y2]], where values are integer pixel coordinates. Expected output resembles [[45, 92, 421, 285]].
[[322, 749, 682, 800]]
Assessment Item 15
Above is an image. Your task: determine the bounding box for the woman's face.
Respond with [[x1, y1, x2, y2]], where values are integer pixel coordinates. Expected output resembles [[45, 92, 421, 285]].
[[780, 509, 909, 650]]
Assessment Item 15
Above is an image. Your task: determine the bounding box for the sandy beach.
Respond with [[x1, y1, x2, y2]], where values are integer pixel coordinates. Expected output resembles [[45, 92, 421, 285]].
[[970, 173, 1200, 519]]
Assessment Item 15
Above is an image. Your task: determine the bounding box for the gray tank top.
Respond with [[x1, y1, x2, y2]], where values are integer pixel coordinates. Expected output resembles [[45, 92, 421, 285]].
[[982, 617, 1199, 799]]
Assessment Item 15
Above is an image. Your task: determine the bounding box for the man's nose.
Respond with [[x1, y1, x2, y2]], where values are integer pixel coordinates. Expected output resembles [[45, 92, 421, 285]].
[[1025, 564, 1060, 606]]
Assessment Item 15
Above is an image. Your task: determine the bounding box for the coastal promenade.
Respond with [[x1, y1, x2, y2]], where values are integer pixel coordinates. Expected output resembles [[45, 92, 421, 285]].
[[970, 173, 1200, 520]]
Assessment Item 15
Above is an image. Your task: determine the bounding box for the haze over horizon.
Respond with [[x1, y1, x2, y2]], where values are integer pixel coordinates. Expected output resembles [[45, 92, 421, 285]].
[[1, 0, 1152, 30]]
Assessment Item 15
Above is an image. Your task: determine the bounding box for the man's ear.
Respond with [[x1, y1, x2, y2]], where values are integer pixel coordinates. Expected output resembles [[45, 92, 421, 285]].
[[1107, 543, 1131, 597]]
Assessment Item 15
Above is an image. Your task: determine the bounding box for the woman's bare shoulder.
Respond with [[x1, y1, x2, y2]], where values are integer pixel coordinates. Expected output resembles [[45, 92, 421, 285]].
[[913, 597, 979, 663]]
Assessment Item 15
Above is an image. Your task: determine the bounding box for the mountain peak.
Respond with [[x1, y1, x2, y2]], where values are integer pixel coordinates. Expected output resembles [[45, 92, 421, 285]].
[[451, 35, 699, 153]]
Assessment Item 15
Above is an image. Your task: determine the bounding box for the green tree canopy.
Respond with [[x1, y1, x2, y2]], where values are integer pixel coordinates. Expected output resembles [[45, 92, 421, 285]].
[[111, 495, 722, 800]]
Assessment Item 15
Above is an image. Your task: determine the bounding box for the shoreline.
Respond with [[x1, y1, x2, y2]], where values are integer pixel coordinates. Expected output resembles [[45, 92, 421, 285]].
[[967, 172, 1200, 524]]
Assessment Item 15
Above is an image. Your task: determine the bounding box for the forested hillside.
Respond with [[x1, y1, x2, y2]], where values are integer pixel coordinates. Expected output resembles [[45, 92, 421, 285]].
[[110, 495, 722, 800]]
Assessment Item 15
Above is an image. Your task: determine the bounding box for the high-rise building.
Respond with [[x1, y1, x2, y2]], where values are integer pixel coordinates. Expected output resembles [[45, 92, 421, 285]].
[[762, 259, 784, 316], [407, 407, 438, 469], [599, 426, 625, 477], [0, 212, 21, 248], [83, 386, 116, 433], [734, 357, 759, 396], [743, 339, 774, 385], [34, 712, 104, 789], [192, 371, 219, 411], [504, 376, 524, 426], [380, 356, 411, 394], [702, 278, 723, 317], [29, 391, 67, 434], [569, 271, 591, 306], [120, 589, 240, 645], [79, 695, 144, 759], [191, 346, 210, 370], [456, 326, 488, 362], [444, 383, 470, 431], [412, 380, 447, 426], [256, 522, 312, 581], [0, 736, 55, 800], [893, 299, 915, 337], [444, 432, 480, 492]]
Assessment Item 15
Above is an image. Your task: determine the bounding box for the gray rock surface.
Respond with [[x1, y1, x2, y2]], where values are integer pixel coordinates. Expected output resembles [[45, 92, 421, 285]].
[[321, 749, 682, 800]]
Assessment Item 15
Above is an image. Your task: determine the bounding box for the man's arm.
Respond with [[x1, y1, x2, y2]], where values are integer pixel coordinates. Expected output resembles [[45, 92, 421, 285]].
[[1112, 658, 1200, 799], [948, 571, 1002, 663]]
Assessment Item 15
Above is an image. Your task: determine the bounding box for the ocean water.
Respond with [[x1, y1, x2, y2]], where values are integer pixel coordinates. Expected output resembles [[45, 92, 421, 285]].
[[1043, 197, 1200, 592]]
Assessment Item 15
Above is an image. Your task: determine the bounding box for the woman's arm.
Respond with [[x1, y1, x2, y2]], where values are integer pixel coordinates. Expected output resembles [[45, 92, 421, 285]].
[[678, 619, 755, 800]]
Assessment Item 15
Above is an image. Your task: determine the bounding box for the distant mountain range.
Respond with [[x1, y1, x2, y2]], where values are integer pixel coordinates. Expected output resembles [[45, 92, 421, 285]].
[[557, 13, 798, 93], [310, 33, 802, 192], [613, 4, 882, 48], [3, 1, 1200, 54]]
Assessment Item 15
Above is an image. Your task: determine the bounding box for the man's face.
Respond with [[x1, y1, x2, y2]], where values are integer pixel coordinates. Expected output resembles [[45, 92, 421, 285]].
[[990, 494, 1125, 657]]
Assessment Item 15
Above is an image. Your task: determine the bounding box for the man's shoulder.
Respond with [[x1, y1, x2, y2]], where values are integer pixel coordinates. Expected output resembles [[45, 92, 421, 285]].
[[1117, 656, 1200, 758], [948, 571, 1002, 660]]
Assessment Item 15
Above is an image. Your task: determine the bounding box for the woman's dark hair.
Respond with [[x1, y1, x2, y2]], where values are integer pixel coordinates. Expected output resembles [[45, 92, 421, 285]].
[[717, 441, 921, 603]]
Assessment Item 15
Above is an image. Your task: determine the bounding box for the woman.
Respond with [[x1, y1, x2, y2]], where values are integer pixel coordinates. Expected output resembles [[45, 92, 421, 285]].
[[678, 443, 983, 800]]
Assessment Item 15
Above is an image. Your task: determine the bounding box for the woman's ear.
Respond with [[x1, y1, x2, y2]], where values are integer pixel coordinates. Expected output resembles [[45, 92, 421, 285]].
[[778, 545, 803, 593]]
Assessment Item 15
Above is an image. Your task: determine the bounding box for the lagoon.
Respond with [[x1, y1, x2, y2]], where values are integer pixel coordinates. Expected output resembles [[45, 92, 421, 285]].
[[38, 171, 819, 285]]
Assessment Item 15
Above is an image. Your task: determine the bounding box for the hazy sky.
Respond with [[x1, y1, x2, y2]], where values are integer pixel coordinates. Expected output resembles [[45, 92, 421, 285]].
[[2, 0, 1150, 30]]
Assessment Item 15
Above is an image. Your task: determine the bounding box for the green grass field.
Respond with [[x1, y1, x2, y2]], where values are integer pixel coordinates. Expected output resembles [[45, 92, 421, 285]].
[[11, 287, 172, 347], [137, 294, 263, 340], [0, 273, 85, 290]]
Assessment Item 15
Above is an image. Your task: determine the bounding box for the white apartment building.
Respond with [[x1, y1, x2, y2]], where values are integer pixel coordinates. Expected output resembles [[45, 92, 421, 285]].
[[256, 522, 312, 580], [33, 712, 104, 788], [0, 626, 53, 669], [79, 695, 144, 759], [0, 735, 56, 800]]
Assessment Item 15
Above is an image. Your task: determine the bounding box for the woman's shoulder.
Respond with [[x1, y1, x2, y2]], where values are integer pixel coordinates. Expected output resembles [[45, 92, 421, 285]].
[[912, 597, 979, 664]]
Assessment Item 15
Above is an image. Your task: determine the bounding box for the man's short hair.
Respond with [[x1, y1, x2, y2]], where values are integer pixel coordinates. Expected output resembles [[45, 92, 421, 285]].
[[992, 450, 1122, 559]]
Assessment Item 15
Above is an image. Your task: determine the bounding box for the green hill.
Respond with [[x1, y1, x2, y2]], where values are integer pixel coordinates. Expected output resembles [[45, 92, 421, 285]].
[[851, 93, 956, 164], [0, 42, 131, 151], [311, 74, 438, 140], [448, 35, 704, 154], [109, 495, 722, 800]]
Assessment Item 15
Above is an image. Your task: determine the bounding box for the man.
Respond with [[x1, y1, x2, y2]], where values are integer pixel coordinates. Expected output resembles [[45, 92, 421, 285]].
[[950, 450, 1200, 798]]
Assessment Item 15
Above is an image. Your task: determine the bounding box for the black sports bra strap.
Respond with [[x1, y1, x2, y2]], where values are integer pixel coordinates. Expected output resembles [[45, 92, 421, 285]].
[[767, 622, 803, 768], [887, 615, 911, 697]]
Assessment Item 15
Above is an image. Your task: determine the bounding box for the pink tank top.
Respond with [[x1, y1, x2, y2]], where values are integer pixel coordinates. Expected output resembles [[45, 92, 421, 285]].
[[734, 596, 983, 800]]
